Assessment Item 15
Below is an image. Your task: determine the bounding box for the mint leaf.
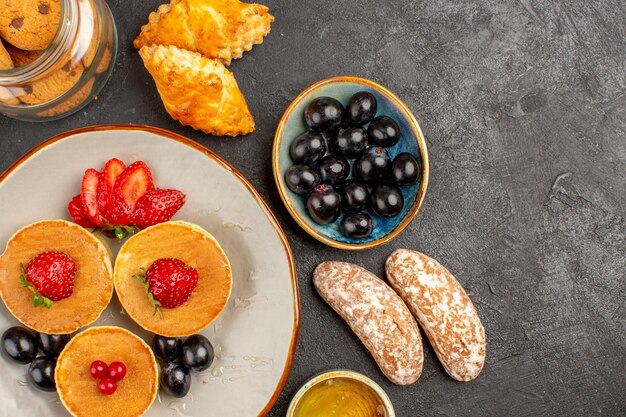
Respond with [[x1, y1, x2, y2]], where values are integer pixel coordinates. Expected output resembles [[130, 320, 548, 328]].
[[115, 226, 126, 240], [19, 274, 29, 288], [20, 264, 53, 309]]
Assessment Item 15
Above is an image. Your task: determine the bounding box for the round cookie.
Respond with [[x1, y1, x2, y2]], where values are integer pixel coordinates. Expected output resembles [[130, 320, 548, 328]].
[[0, 41, 18, 104], [4, 42, 43, 67], [19, 59, 84, 104], [0, 0, 61, 51], [0, 41, 14, 69], [0, 87, 20, 105], [37, 78, 94, 117]]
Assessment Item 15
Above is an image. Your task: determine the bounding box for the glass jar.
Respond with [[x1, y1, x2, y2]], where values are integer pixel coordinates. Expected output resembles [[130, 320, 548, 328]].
[[0, 0, 117, 121]]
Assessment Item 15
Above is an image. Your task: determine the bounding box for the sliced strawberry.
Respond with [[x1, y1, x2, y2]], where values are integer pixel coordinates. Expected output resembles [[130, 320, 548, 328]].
[[96, 158, 126, 223], [103, 158, 126, 188], [67, 195, 95, 228], [108, 161, 154, 224], [81, 168, 105, 227], [133, 189, 186, 229]]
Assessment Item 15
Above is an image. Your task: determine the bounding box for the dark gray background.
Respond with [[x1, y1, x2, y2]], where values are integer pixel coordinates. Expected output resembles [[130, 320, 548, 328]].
[[1, 0, 625, 415]]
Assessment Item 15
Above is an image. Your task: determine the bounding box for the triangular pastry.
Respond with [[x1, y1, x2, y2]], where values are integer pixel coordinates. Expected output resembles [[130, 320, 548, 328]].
[[134, 0, 274, 66], [139, 44, 255, 136]]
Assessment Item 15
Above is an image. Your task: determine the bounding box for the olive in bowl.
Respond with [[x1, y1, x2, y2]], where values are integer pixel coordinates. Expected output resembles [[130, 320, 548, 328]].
[[273, 76, 429, 250]]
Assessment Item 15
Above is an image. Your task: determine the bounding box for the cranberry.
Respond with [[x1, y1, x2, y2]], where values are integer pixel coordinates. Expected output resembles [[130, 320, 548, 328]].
[[90, 360, 109, 380], [98, 378, 117, 395], [108, 361, 127, 381]]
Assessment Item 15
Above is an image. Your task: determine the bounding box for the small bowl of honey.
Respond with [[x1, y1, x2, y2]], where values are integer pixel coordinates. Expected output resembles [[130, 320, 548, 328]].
[[287, 370, 395, 417]]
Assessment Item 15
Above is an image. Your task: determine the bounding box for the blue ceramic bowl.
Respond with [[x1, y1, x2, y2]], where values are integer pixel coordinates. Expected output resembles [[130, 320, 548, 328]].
[[273, 76, 429, 250]]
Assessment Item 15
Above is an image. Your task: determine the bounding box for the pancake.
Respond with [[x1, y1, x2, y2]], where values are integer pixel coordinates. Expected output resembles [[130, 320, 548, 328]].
[[0, 220, 113, 334], [114, 221, 232, 336], [56, 326, 159, 417]]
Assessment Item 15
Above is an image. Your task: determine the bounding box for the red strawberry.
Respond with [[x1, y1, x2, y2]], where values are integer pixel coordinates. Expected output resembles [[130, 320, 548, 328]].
[[67, 194, 95, 228], [81, 168, 105, 227], [96, 158, 126, 221], [102, 158, 127, 189], [133, 189, 186, 229], [135, 258, 198, 312], [108, 161, 154, 224], [20, 251, 76, 307]]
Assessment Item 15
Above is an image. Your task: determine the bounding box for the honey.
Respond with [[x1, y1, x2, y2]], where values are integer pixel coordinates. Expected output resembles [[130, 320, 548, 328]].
[[293, 377, 388, 417]]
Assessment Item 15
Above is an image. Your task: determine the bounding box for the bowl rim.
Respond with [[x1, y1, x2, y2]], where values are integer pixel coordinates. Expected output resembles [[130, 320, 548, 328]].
[[286, 369, 396, 417], [272, 75, 430, 250]]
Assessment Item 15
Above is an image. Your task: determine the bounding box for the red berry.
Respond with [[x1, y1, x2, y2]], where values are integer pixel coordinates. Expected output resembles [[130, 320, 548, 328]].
[[96, 158, 126, 224], [67, 195, 96, 228], [145, 258, 199, 309], [133, 189, 186, 229], [107, 361, 127, 381], [108, 161, 154, 225], [98, 378, 117, 395], [24, 251, 76, 303], [80, 168, 106, 227], [90, 360, 109, 380]]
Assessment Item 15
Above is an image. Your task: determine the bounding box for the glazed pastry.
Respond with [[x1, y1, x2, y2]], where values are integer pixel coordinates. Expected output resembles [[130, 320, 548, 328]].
[[0, 41, 13, 69], [56, 326, 159, 417], [114, 221, 232, 337], [0, 220, 113, 334], [134, 0, 274, 65], [0, 0, 61, 50], [386, 249, 486, 381], [313, 261, 424, 385], [139, 44, 254, 136]]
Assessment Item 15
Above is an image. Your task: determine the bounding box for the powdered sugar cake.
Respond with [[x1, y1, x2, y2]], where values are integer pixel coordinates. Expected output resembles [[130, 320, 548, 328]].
[[313, 261, 423, 385], [386, 249, 486, 381]]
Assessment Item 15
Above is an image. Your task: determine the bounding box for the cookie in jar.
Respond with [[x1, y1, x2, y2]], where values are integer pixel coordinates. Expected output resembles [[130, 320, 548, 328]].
[[0, 0, 117, 121]]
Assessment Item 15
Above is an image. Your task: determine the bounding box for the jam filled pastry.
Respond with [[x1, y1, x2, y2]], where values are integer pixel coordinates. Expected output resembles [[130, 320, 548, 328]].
[[134, 0, 274, 66], [139, 44, 255, 136]]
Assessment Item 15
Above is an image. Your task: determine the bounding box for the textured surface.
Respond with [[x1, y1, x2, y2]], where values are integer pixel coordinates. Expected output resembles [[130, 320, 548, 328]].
[[0, 0, 624, 415], [313, 261, 424, 385], [386, 249, 485, 382], [139, 44, 255, 136]]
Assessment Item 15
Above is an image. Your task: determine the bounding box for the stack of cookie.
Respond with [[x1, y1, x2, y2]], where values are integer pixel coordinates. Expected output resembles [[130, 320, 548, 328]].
[[134, 0, 275, 137], [0, 0, 62, 105], [0, 0, 60, 70]]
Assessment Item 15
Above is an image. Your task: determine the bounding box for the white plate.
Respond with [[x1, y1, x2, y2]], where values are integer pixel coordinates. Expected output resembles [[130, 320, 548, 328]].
[[0, 125, 300, 417]]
